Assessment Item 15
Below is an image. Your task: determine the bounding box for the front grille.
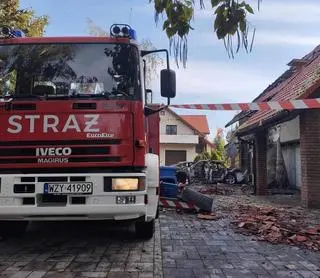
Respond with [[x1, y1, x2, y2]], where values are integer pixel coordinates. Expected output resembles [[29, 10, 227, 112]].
[[0, 147, 110, 157], [0, 139, 124, 169], [23, 197, 35, 205], [71, 197, 86, 204], [38, 177, 68, 182], [14, 184, 35, 193], [11, 103, 36, 110], [70, 176, 86, 181], [21, 177, 36, 182], [73, 103, 96, 110], [38, 194, 67, 206], [17, 176, 87, 183]]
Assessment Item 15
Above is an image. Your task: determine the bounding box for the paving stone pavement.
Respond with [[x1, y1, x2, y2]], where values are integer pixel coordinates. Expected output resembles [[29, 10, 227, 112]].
[[160, 210, 320, 278], [0, 220, 162, 278], [0, 211, 319, 278]]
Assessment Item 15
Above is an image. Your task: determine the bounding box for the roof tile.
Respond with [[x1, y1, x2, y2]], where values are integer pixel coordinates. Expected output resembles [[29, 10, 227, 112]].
[[239, 55, 320, 131], [180, 115, 210, 134]]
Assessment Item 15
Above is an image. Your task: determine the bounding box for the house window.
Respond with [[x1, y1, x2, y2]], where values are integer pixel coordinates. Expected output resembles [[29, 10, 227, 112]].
[[196, 144, 204, 154], [166, 125, 177, 135]]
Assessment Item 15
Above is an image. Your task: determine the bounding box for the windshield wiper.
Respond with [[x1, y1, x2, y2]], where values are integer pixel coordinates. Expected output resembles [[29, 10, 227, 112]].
[[4, 90, 131, 100], [66, 92, 110, 99], [99, 89, 130, 98], [109, 89, 130, 97], [67, 90, 130, 99]]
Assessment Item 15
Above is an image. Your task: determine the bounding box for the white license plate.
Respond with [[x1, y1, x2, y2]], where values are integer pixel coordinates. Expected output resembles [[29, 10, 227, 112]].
[[44, 182, 93, 194]]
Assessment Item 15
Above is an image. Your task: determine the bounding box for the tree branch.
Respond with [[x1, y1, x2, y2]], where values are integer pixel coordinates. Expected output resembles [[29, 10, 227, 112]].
[[150, 0, 262, 67]]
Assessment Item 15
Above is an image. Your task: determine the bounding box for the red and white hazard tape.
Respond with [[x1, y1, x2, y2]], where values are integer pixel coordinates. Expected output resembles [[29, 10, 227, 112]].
[[159, 198, 199, 211], [170, 98, 320, 111]]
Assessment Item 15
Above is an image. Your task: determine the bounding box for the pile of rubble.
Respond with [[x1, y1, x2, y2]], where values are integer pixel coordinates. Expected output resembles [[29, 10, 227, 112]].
[[231, 205, 320, 251], [198, 184, 235, 196]]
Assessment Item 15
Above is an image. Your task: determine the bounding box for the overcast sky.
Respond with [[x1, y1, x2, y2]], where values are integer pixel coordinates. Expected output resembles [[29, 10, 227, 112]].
[[20, 0, 320, 139]]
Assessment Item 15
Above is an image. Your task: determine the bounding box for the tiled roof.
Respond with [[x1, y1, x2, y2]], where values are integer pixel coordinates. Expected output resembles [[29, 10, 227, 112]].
[[180, 115, 210, 134], [165, 108, 208, 137], [164, 108, 215, 147], [227, 45, 320, 129], [238, 46, 320, 133]]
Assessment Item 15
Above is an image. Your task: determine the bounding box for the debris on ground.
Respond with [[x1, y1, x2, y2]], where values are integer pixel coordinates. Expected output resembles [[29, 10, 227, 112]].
[[179, 188, 214, 212], [198, 183, 235, 196], [231, 204, 320, 251], [197, 212, 219, 220], [177, 183, 320, 251]]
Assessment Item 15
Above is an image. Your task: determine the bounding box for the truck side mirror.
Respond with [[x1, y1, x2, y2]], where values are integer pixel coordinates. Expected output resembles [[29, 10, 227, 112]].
[[160, 69, 176, 99]]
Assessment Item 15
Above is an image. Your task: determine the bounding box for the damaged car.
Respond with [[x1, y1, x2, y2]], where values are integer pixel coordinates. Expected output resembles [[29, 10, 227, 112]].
[[174, 159, 248, 185]]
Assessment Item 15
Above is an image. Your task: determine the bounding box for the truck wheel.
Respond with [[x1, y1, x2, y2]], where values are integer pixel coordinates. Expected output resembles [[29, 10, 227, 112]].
[[156, 205, 159, 219], [0, 221, 28, 238], [135, 220, 155, 239]]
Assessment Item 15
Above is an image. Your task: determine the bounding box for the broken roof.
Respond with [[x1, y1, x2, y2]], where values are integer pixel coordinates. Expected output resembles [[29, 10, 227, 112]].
[[230, 45, 320, 133], [225, 67, 301, 128]]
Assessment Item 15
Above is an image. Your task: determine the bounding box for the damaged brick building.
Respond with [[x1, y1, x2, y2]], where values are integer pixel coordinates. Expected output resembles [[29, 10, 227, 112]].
[[225, 45, 320, 209]]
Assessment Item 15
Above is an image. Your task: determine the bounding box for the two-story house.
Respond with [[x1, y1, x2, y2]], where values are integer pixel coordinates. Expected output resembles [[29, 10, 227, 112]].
[[159, 107, 213, 166]]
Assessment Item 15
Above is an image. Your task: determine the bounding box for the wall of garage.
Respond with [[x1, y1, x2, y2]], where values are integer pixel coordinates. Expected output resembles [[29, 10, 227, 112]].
[[160, 143, 197, 166]]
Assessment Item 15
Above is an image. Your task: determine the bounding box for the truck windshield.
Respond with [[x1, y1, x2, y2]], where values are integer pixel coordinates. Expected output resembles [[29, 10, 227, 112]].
[[0, 43, 141, 100]]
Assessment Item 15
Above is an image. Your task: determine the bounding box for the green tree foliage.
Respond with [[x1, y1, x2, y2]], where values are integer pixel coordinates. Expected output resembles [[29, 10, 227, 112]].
[[149, 0, 262, 67], [0, 0, 49, 95], [194, 149, 224, 162], [194, 132, 227, 165], [0, 0, 49, 37], [214, 132, 226, 158], [86, 18, 163, 88]]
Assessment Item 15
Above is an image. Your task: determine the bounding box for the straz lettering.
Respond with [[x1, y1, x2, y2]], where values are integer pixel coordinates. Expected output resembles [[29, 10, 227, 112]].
[[36, 147, 71, 164], [7, 114, 100, 134]]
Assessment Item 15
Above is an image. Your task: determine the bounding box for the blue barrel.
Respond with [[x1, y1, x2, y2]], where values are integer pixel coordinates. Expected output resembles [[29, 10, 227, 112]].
[[160, 166, 176, 179], [159, 166, 178, 198], [160, 182, 178, 198]]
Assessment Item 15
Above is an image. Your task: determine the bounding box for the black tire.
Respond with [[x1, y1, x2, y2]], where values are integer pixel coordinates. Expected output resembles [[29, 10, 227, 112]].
[[176, 171, 188, 184], [0, 221, 28, 238], [156, 204, 159, 219], [224, 173, 236, 185], [135, 220, 155, 239]]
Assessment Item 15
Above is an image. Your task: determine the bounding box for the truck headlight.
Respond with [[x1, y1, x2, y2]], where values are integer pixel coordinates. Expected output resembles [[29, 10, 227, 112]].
[[112, 178, 138, 191], [104, 177, 145, 191]]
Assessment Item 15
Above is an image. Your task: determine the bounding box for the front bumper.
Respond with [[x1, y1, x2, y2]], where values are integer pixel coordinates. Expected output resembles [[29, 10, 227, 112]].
[[0, 173, 153, 221], [0, 201, 147, 221]]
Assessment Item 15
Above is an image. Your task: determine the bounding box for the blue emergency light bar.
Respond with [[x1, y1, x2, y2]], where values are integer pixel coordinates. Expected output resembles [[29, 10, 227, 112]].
[[110, 24, 137, 40], [0, 26, 25, 38]]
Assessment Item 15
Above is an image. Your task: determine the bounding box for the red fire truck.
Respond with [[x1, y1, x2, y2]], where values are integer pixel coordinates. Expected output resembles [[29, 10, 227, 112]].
[[0, 24, 176, 239]]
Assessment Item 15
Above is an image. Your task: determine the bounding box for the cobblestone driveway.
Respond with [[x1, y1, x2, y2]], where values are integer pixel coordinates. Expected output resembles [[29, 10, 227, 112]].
[[160, 211, 320, 278], [0, 220, 162, 278], [0, 211, 319, 278]]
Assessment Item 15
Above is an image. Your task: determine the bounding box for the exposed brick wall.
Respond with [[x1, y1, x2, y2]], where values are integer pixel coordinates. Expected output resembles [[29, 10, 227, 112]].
[[255, 131, 268, 195], [300, 109, 320, 208]]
